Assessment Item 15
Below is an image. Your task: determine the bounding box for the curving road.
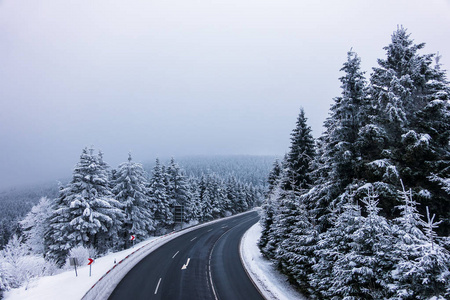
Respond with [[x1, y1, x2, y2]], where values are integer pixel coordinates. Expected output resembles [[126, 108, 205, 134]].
[[108, 211, 264, 300]]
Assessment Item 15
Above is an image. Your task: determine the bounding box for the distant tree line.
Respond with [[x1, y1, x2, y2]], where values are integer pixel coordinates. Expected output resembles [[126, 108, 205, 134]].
[[0, 150, 264, 294], [260, 27, 450, 299], [0, 155, 273, 251]]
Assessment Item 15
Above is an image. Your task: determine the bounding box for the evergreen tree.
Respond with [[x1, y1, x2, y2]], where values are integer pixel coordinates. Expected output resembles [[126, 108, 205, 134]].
[[149, 158, 173, 232], [266, 159, 282, 195], [278, 200, 318, 294], [166, 158, 191, 222], [20, 197, 53, 255], [328, 188, 394, 299], [368, 26, 450, 226], [259, 158, 283, 254], [310, 196, 362, 299], [392, 185, 450, 299], [262, 109, 315, 261], [304, 50, 368, 230], [281, 108, 315, 192], [185, 177, 201, 223], [112, 153, 154, 247], [225, 176, 239, 214], [0, 256, 10, 297], [198, 175, 214, 222], [46, 147, 123, 264]]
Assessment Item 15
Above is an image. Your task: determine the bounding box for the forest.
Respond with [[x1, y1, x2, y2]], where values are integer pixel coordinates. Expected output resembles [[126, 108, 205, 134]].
[[0, 153, 271, 294], [259, 27, 450, 299]]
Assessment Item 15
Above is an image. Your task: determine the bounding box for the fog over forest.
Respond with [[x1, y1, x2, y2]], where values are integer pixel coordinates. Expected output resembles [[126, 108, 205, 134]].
[[1, 1, 449, 189]]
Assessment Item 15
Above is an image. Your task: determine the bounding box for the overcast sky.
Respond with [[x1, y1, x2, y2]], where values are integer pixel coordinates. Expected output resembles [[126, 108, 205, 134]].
[[0, 0, 449, 189]]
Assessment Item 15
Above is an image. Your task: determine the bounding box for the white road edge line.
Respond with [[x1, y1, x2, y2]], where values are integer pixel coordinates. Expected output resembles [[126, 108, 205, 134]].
[[191, 237, 197, 241], [154, 278, 162, 295], [208, 227, 234, 300], [172, 251, 179, 258], [207, 229, 213, 232]]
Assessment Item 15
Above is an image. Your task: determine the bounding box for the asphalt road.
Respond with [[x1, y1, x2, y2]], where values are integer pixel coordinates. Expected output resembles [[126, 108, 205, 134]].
[[108, 211, 264, 300]]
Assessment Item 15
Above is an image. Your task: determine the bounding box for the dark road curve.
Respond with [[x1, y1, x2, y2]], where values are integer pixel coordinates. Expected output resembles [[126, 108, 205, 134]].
[[108, 211, 264, 300]]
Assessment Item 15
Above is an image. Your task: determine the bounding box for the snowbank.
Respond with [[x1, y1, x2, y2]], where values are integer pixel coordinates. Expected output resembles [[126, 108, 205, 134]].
[[240, 222, 307, 300]]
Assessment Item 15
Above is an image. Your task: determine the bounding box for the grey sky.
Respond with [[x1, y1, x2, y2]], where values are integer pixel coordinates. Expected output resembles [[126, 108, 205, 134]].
[[1, 0, 449, 189]]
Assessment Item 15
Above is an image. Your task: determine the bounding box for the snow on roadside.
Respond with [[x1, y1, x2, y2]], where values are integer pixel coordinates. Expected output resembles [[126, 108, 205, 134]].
[[240, 222, 307, 300], [5, 211, 255, 300], [3, 237, 158, 300]]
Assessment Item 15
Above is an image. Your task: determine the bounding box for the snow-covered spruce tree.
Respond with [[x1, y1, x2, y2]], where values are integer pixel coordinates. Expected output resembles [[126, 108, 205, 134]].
[[328, 187, 394, 299], [112, 153, 154, 248], [208, 174, 226, 218], [258, 160, 283, 256], [278, 200, 318, 295], [391, 185, 450, 299], [234, 182, 249, 213], [166, 158, 191, 222], [310, 193, 363, 299], [20, 196, 53, 255], [46, 147, 123, 264], [304, 50, 368, 232], [324, 50, 368, 184], [280, 108, 315, 192], [266, 159, 282, 196], [0, 256, 10, 298], [148, 158, 173, 233], [224, 176, 239, 214], [198, 174, 214, 222], [367, 26, 450, 228], [186, 177, 201, 223], [44, 184, 72, 265], [262, 109, 315, 279]]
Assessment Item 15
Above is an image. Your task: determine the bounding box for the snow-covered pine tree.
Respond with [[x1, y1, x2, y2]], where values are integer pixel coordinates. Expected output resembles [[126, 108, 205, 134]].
[[198, 174, 214, 222], [20, 197, 53, 255], [225, 176, 239, 214], [234, 182, 249, 213], [309, 194, 362, 299], [266, 159, 282, 196], [112, 153, 154, 248], [326, 50, 368, 187], [392, 184, 450, 299], [208, 174, 225, 218], [328, 187, 394, 299], [262, 109, 315, 263], [277, 199, 318, 294], [148, 158, 173, 232], [186, 177, 201, 223], [44, 183, 73, 265], [46, 147, 123, 264], [259, 160, 283, 255], [166, 158, 191, 222], [0, 255, 10, 298], [368, 26, 450, 226], [303, 50, 368, 231], [280, 108, 315, 192]]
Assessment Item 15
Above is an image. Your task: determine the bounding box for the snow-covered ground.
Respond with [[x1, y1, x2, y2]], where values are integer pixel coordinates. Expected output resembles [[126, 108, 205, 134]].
[[4, 236, 162, 300], [241, 222, 307, 300]]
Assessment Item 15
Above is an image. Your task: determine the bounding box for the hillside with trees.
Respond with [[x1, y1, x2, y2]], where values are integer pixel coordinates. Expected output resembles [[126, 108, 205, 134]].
[[0, 153, 269, 295], [260, 27, 450, 299]]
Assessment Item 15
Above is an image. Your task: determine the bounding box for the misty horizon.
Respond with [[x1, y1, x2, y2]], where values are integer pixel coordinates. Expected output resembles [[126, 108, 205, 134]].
[[1, 0, 449, 189]]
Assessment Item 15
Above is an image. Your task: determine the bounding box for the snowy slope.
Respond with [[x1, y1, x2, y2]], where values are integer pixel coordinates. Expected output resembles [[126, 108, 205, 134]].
[[241, 222, 307, 300], [4, 237, 158, 300]]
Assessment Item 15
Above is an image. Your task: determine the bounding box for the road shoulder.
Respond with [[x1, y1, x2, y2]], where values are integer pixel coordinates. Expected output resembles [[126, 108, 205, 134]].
[[240, 222, 307, 300]]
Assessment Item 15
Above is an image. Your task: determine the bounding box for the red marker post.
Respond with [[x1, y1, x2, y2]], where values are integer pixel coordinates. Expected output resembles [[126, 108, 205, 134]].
[[130, 235, 135, 247], [88, 258, 94, 277]]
